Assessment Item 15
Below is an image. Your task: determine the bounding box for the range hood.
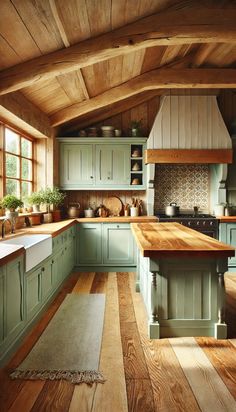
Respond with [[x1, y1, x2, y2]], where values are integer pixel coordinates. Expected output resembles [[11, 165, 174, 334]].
[[145, 95, 232, 164]]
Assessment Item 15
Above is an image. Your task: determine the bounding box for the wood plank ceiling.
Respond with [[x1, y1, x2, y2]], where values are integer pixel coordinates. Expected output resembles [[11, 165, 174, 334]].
[[0, 0, 236, 137]]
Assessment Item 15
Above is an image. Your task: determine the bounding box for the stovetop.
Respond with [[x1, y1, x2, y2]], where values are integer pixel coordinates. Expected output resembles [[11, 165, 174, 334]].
[[157, 214, 216, 219]]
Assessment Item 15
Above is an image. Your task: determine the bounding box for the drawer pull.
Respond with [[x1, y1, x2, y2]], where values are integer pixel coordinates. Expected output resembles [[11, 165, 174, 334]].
[[42, 267, 45, 272], [117, 225, 120, 228]]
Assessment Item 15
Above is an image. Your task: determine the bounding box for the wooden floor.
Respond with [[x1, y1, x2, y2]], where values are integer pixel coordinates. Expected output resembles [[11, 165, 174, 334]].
[[1, 271, 236, 412]]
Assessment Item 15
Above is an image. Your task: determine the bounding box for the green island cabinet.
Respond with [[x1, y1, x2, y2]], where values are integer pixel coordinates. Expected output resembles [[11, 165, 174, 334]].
[[0, 225, 76, 366], [58, 137, 147, 190], [219, 223, 236, 271], [76, 223, 136, 269]]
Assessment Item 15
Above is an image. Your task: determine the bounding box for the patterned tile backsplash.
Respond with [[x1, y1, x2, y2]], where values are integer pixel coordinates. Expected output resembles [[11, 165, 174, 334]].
[[154, 164, 210, 212]]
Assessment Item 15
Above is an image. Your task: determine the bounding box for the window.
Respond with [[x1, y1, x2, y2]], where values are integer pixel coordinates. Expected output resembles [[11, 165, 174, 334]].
[[3, 126, 33, 200]]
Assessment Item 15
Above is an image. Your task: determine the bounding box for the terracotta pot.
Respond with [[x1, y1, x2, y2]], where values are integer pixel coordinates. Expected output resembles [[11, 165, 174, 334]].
[[52, 210, 61, 222], [29, 214, 41, 225]]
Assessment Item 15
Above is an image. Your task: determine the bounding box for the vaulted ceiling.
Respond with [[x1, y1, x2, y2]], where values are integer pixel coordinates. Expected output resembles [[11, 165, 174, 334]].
[[0, 0, 236, 138]]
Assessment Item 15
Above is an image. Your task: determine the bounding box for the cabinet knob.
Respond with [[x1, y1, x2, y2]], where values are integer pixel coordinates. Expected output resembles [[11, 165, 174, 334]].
[[90, 176, 93, 179], [117, 224, 120, 228], [107, 176, 110, 180], [52, 260, 54, 264], [42, 267, 45, 272]]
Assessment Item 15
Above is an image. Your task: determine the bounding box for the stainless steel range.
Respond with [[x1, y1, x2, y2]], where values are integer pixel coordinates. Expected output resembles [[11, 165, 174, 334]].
[[157, 214, 219, 238]]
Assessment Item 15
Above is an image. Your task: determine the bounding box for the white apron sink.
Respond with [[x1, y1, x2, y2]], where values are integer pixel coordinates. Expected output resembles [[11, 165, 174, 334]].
[[2, 234, 52, 272]]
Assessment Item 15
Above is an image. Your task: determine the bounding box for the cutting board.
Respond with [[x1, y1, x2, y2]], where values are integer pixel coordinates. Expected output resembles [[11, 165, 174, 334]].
[[103, 196, 123, 216]]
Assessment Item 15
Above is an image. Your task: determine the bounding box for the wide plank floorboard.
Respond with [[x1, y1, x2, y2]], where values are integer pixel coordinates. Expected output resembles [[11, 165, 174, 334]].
[[1, 271, 236, 412]]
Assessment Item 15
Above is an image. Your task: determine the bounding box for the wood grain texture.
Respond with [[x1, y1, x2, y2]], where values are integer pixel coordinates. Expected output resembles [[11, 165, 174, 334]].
[[91, 273, 128, 412], [1, 7, 236, 95], [170, 337, 236, 412], [130, 272, 201, 412], [72, 271, 95, 294], [197, 337, 236, 399], [131, 222, 235, 258], [145, 149, 233, 164], [50, 69, 236, 126]]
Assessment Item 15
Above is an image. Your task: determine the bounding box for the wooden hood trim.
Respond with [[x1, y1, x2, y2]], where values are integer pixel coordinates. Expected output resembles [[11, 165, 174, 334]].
[[145, 149, 233, 164]]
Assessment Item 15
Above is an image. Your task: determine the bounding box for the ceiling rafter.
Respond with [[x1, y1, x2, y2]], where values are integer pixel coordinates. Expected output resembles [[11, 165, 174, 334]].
[[0, 7, 236, 95], [51, 68, 236, 126], [48, 0, 89, 100]]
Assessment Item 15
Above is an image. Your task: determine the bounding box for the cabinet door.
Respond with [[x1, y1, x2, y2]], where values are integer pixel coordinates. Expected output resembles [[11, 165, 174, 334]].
[[60, 144, 94, 188], [96, 145, 130, 186], [77, 224, 102, 265], [26, 266, 41, 321], [226, 224, 236, 266], [5, 257, 24, 340], [103, 223, 136, 265], [0, 268, 5, 343], [41, 258, 53, 302]]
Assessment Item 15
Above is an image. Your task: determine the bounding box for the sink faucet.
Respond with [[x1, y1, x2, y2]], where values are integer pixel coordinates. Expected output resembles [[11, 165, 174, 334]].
[[1, 218, 14, 238]]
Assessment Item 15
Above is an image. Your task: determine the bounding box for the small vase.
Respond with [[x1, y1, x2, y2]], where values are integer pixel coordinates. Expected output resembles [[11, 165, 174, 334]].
[[5, 210, 19, 220], [43, 212, 53, 223], [52, 210, 61, 222], [33, 204, 40, 212]]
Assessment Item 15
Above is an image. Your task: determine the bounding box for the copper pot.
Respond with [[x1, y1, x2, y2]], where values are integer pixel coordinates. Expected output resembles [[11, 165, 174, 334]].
[[96, 204, 108, 217]]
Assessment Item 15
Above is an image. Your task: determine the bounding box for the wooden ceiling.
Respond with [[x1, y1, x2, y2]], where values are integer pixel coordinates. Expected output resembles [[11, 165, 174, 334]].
[[0, 0, 236, 138]]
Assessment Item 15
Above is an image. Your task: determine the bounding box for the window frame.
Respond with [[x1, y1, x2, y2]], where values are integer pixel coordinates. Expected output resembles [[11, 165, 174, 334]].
[[2, 123, 34, 199]]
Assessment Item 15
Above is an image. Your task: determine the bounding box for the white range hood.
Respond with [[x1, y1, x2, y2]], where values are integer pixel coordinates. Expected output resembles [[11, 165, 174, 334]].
[[146, 95, 233, 214], [146, 95, 232, 164]]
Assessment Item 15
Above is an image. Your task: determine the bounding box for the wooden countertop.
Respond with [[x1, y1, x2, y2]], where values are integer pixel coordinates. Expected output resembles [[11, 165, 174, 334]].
[[76, 216, 158, 223], [216, 216, 236, 223], [131, 222, 235, 258], [0, 216, 157, 264], [0, 244, 24, 266]]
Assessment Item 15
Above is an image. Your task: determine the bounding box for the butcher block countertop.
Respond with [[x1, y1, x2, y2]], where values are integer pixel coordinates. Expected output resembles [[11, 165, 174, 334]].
[[131, 222, 235, 258], [216, 215, 236, 223], [76, 216, 158, 223]]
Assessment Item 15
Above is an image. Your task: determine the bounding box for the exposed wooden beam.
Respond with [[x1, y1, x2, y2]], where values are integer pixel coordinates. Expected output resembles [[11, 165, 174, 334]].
[[0, 92, 52, 138], [1, 8, 236, 95], [51, 68, 236, 126], [62, 53, 194, 133]]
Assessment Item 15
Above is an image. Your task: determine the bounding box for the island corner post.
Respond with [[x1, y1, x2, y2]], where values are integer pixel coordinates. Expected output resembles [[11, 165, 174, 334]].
[[131, 222, 235, 339]]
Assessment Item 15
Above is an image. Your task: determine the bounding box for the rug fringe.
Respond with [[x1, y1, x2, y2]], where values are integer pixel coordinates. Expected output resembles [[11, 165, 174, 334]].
[[10, 369, 105, 385]]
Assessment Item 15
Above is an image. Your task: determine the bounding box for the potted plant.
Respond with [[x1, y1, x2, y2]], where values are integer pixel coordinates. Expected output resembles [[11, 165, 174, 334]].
[[50, 187, 66, 222], [41, 187, 66, 223], [1, 194, 23, 220], [27, 190, 44, 212], [130, 119, 142, 137]]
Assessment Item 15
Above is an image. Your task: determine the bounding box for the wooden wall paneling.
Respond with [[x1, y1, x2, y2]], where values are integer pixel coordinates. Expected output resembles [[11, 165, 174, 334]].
[[121, 50, 146, 83], [86, 0, 112, 37], [11, 0, 64, 54], [130, 103, 148, 137]]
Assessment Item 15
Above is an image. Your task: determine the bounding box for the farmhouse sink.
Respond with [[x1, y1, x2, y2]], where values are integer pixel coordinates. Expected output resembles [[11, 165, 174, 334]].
[[2, 234, 52, 272]]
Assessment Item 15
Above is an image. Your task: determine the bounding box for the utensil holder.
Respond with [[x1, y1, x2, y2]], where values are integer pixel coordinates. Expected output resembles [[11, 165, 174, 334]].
[[130, 207, 139, 217]]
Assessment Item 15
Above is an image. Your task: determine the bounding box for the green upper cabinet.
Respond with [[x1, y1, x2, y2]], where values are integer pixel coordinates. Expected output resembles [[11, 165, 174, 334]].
[[60, 143, 94, 188], [58, 138, 147, 190], [96, 144, 130, 186]]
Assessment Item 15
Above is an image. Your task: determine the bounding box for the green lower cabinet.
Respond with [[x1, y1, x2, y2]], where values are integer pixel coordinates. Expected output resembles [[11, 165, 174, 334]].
[[26, 266, 41, 322], [5, 256, 24, 342], [219, 223, 236, 270], [103, 223, 136, 265], [0, 267, 5, 343], [76, 223, 136, 268], [77, 223, 102, 265], [52, 248, 64, 287], [41, 258, 54, 302]]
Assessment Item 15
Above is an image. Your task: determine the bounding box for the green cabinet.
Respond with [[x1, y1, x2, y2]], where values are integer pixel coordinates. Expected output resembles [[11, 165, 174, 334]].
[[96, 144, 130, 186], [5, 256, 24, 342], [58, 138, 146, 190], [76, 223, 102, 265], [25, 265, 41, 321], [103, 223, 135, 265], [0, 268, 5, 344], [219, 223, 236, 270], [0, 225, 76, 366], [76, 223, 136, 268], [60, 143, 94, 188]]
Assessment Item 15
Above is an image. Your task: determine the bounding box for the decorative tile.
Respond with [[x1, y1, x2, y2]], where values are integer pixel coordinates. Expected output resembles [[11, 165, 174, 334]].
[[154, 164, 209, 212]]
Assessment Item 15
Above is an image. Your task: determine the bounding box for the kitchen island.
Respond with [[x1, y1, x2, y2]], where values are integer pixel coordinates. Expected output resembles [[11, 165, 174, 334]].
[[131, 222, 235, 339]]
